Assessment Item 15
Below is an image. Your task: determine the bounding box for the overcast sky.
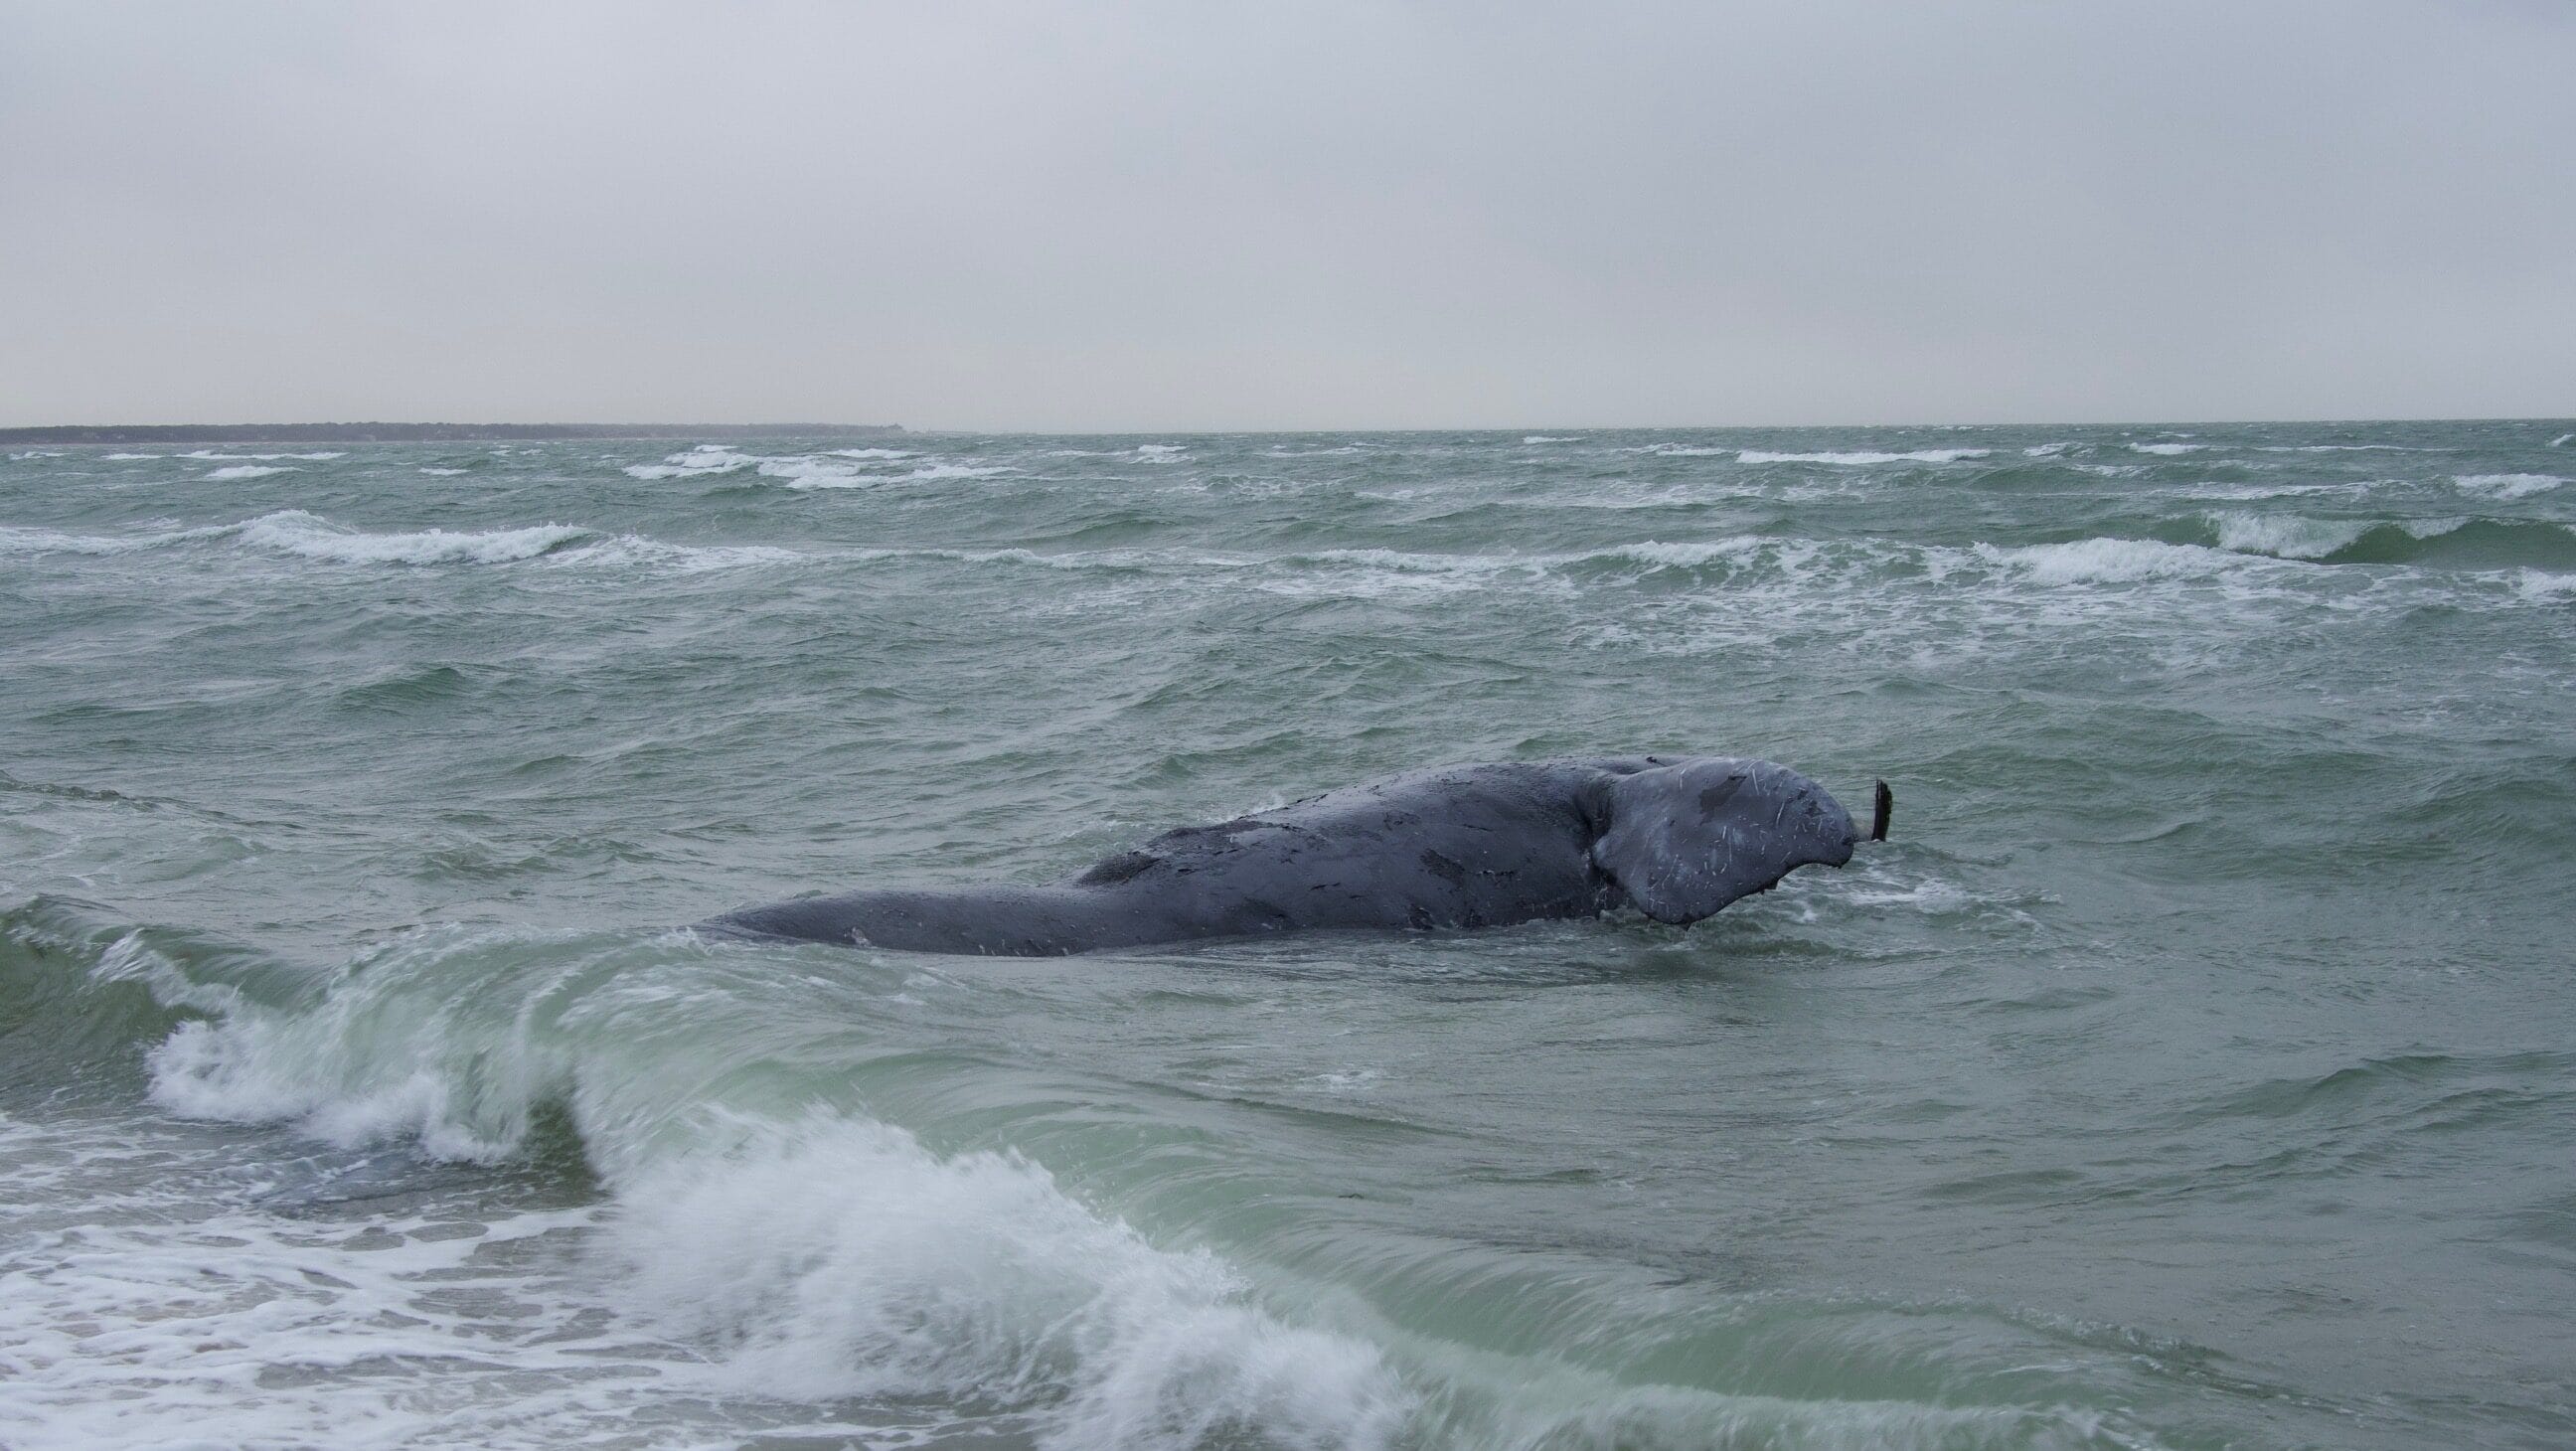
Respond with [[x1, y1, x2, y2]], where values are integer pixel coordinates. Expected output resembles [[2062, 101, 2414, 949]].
[[4, 2, 2570, 430]]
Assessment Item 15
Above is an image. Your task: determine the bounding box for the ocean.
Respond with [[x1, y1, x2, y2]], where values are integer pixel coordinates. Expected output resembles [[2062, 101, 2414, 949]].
[[2, 422, 2570, 1449]]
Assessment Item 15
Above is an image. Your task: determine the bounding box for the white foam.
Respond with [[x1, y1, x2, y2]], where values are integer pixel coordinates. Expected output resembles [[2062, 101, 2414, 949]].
[[204, 464, 292, 480], [2515, 569, 2576, 602], [2127, 442, 2205, 456], [0, 525, 163, 557], [1522, 435, 1581, 444], [568, 536, 799, 572], [753, 456, 1016, 489], [825, 447, 915, 460], [2453, 472, 2564, 499], [1737, 448, 1990, 465], [102, 451, 162, 460], [624, 445, 756, 480], [1135, 444, 1186, 460], [0, 512, 774, 572], [615, 1117, 1409, 1447], [1975, 537, 2252, 584], [1596, 539, 1764, 569], [2551, 433, 2572, 447], [181, 449, 345, 460], [418, 466, 468, 476], [125, 932, 1412, 1451], [235, 510, 590, 566], [2022, 442, 2075, 457], [2208, 512, 2370, 560], [753, 456, 870, 488]]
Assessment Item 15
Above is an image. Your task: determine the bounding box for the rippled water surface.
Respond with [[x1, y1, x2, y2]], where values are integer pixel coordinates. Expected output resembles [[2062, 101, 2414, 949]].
[[3, 424, 2572, 1449]]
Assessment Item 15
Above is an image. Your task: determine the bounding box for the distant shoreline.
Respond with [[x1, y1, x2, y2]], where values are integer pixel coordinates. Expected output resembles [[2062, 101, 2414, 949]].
[[0, 422, 903, 445]]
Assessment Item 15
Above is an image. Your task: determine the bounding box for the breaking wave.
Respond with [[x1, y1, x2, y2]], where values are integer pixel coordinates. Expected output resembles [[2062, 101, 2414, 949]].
[[1975, 538, 2250, 584], [2453, 472, 2564, 499], [0, 511, 790, 571], [1737, 448, 1991, 465], [236, 511, 590, 564]]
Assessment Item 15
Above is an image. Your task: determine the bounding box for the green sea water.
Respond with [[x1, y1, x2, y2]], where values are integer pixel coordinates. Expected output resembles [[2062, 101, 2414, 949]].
[[2, 422, 2571, 1449]]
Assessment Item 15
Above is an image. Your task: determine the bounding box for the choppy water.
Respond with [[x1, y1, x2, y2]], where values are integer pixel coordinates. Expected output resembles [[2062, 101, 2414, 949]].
[[3, 423, 2572, 1450]]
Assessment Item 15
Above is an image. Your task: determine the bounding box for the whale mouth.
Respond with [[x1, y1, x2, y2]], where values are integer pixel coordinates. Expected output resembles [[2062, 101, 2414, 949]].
[[1870, 779, 1893, 843]]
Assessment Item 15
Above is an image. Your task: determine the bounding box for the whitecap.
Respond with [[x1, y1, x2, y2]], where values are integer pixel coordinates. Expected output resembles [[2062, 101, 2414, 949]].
[[0, 525, 168, 557], [2127, 442, 2206, 456], [2207, 512, 2370, 560], [181, 449, 344, 460], [1615, 442, 1732, 457], [1975, 537, 2251, 584], [825, 447, 915, 460], [1522, 434, 1582, 444], [1738, 448, 1990, 465], [1592, 539, 1764, 569], [563, 536, 799, 572], [1254, 548, 1556, 598], [1135, 443, 1186, 459], [204, 464, 293, 480], [418, 467, 468, 476], [2515, 569, 2576, 602], [234, 510, 590, 565], [624, 446, 757, 480], [102, 451, 162, 460], [614, 1117, 1410, 1444], [752, 456, 869, 487], [2452, 472, 2564, 499]]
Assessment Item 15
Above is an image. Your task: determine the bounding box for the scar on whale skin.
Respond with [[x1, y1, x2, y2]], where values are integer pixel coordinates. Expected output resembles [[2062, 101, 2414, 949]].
[[703, 755, 1891, 956]]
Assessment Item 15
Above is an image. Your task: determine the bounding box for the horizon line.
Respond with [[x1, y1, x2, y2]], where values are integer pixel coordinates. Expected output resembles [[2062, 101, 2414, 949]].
[[5, 413, 2572, 444]]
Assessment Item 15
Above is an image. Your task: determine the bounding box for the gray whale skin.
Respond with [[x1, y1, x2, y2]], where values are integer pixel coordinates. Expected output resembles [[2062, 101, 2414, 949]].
[[703, 755, 1878, 956]]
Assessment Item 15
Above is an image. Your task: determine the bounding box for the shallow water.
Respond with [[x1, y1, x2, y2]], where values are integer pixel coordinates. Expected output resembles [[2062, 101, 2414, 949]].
[[3, 423, 2572, 1449]]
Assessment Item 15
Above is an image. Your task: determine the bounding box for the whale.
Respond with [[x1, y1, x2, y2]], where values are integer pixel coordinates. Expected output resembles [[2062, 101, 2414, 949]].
[[702, 755, 1890, 956]]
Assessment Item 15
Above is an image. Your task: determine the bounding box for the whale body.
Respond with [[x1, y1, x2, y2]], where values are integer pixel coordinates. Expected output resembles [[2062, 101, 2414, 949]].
[[704, 755, 1882, 956]]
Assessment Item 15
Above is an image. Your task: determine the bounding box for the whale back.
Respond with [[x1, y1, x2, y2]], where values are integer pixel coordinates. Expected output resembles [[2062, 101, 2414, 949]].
[[1587, 758, 1856, 924]]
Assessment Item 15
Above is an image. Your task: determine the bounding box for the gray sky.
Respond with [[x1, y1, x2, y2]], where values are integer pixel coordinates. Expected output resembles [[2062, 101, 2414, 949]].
[[4, 1, 2571, 430]]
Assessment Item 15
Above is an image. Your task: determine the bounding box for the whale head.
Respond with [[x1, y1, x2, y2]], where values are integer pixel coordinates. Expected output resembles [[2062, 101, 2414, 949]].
[[1588, 757, 1859, 925]]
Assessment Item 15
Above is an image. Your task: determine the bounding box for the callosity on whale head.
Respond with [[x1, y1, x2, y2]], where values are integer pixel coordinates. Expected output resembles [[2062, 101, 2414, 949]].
[[702, 753, 1886, 955], [1587, 757, 1861, 924]]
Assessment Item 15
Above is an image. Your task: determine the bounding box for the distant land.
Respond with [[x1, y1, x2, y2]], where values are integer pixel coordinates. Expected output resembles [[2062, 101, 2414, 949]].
[[0, 422, 903, 445]]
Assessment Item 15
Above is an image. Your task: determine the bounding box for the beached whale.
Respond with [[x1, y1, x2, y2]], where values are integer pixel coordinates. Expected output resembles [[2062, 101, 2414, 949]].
[[703, 755, 1889, 956]]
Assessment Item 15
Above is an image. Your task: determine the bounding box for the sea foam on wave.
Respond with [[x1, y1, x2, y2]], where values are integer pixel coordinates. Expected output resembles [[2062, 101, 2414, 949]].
[[626, 444, 1006, 488], [132, 928, 1409, 1451], [2207, 512, 2372, 560], [1738, 448, 1990, 465], [0, 511, 784, 571], [616, 1116, 1407, 1448], [238, 510, 590, 565], [2453, 472, 2564, 499], [1975, 537, 2249, 584], [624, 446, 756, 480]]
